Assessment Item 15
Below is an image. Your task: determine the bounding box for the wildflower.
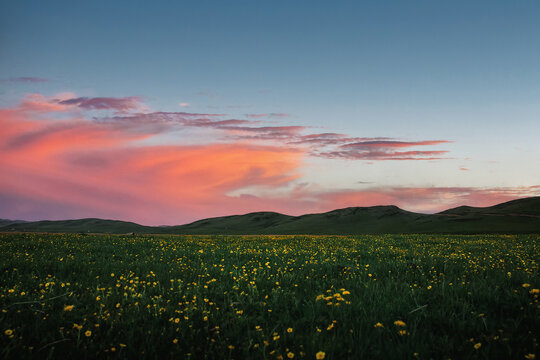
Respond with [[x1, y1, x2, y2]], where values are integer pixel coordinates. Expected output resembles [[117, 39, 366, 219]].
[[394, 320, 406, 327], [119, 344, 127, 348], [530, 288, 539, 294], [374, 322, 383, 328], [63, 305, 74, 311], [398, 330, 407, 336], [524, 354, 535, 359], [85, 330, 92, 337], [173, 339, 178, 344], [522, 283, 531, 288], [228, 345, 235, 350], [4, 329, 13, 336], [287, 352, 295, 358], [474, 342, 481, 350], [342, 290, 350, 295], [316, 351, 326, 359], [287, 328, 293, 333]]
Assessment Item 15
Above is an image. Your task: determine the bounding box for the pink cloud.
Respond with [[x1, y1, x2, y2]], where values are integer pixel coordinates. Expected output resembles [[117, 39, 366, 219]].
[[342, 140, 452, 148], [0, 102, 304, 224]]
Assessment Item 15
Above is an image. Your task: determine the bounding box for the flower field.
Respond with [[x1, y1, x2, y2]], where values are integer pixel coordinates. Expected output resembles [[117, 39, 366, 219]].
[[1, 233, 538, 359]]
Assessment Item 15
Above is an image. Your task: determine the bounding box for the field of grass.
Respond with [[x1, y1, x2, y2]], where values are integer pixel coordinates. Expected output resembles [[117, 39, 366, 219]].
[[1, 233, 538, 359]]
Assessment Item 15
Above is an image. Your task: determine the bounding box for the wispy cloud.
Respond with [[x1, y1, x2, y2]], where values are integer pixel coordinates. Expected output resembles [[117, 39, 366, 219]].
[[58, 96, 146, 112], [245, 113, 289, 118], [1, 77, 49, 83]]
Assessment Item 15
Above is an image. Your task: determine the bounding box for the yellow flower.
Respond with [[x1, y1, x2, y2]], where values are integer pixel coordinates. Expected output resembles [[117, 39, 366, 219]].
[[530, 288, 539, 294], [394, 320, 406, 327], [522, 283, 531, 288], [172, 339, 178, 344], [524, 354, 535, 359], [316, 351, 326, 359], [474, 342, 481, 350], [374, 322, 384, 328], [342, 290, 350, 295], [287, 352, 295, 358], [119, 344, 127, 348], [85, 330, 92, 337], [287, 327, 293, 333], [228, 345, 235, 350], [4, 329, 13, 336], [398, 330, 407, 336], [63, 305, 74, 311]]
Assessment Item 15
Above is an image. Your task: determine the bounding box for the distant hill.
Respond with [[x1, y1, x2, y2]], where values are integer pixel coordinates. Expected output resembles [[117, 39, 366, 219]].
[[1, 197, 539, 234], [0, 218, 155, 234], [438, 196, 540, 216], [0, 219, 28, 227]]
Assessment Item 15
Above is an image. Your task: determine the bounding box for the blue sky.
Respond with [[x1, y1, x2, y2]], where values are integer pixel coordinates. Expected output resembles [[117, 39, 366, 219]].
[[1, 1, 539, 223]]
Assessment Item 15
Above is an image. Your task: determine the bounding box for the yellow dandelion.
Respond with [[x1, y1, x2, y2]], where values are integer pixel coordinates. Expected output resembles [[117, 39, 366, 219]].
[[228, 345, 235, 350], [63, 305, 74, 311], [394, 320, 406, 327], [85, 330, 92, 337], [4, 329, 13, 336], [522, 283, 531, 288], [374, 322, 383, 328], [398, 330, 407, 336], [474, 342, 481, 350], [316, 351, 326, 359], [530, 289, 539, 294], [287, 327, 293, 333], [524, 354, 535, 359], [173, 339, 178, 344], [287, 352, 295, 358]]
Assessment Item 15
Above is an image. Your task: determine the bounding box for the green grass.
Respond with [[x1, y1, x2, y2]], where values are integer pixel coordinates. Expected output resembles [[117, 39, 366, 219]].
[[0, 233, 538, 359]]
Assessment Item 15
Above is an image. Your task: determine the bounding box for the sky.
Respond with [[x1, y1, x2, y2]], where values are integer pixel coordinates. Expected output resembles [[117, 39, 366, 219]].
[[1, 0, 539, 225]]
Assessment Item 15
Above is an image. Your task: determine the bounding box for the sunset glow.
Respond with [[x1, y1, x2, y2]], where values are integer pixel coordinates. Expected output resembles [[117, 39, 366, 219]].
[[1, 1, 539, 225]]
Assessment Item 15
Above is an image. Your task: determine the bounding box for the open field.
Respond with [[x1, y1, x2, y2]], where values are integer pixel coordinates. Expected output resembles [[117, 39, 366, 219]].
[[1, 233, 538, 359]]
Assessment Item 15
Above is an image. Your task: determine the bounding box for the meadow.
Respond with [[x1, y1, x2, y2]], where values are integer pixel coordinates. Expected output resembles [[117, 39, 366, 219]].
[[0, 233, 538, 359]]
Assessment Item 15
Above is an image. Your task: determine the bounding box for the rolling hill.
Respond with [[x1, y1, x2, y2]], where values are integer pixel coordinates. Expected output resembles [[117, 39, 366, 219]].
[[1, 197, 539, 234]]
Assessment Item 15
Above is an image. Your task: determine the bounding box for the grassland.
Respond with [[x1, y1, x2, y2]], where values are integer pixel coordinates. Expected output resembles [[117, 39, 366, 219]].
[[0, 233, 538, 359]]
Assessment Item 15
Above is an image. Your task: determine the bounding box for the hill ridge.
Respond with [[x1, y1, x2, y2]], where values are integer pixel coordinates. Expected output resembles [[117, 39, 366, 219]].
[[1, 196, 539, 234]]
